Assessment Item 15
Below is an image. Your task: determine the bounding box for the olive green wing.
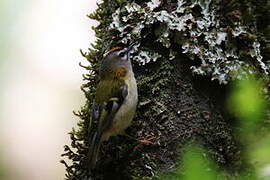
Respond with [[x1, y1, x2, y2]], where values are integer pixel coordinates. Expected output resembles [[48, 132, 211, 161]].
[[93, 79, 128, 132], [88, 81, 128, 169]]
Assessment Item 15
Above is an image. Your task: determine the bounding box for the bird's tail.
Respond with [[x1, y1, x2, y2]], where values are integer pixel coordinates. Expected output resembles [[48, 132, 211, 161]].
[[87, 132, 102, 170]]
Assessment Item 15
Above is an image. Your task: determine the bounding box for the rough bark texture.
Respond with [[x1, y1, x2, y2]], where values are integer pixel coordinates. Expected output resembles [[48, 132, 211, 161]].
[[61, 0, 270, 180]]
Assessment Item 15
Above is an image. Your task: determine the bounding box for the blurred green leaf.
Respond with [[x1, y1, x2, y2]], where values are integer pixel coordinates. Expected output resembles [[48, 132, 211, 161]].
[[177, 144, 220, 180], [249, 135, 270, 167], [227, 77, 265, 132]]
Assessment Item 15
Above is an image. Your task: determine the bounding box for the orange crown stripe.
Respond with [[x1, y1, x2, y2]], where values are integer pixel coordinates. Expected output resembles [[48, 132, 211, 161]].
[[104, 46, 123, 57]]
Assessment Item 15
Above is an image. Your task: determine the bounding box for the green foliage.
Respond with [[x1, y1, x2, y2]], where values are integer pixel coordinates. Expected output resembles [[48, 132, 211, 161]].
[[249, 135, 270, 168], [228, 77, 265, 132], [179, 145, 220, 180]]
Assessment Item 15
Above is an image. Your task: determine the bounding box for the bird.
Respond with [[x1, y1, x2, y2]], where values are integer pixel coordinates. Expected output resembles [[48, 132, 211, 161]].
[[87, 45, 138, 170]]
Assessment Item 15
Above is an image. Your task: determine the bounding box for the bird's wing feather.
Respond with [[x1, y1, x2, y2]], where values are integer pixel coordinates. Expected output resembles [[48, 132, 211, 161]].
[[94, 80, 128, 135], [88, 81, 128, 169]]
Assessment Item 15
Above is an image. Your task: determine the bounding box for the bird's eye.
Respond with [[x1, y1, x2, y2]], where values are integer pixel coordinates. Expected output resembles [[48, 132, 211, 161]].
[[118, 51, 126, 57]]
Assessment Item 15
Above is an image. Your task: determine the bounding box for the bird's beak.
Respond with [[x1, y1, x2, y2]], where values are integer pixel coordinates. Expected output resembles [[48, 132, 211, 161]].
[[126, 42, 136, 52], [125, 42, 137, 61]]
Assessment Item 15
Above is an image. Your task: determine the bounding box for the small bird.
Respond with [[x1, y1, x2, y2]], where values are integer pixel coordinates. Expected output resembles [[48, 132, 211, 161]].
[[88, 45, 138, 169]]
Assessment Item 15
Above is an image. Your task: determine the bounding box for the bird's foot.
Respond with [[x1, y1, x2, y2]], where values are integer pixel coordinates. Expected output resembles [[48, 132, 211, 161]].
[[134, 135, 155, 150]]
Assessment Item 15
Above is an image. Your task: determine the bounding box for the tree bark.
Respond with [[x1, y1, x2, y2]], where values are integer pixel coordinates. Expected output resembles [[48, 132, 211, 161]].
[[61, 0, 270, 179]]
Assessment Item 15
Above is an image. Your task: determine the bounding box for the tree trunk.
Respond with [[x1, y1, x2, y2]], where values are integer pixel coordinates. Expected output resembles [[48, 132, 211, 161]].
[[61, 0, 270, 179]]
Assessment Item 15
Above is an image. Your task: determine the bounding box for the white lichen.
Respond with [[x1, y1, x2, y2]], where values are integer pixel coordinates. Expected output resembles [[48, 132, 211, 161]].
[[125, 2, 141, 13], [232, 25, 247, 37], [177, 0, 186, 14], [147, 0, 161, 11], [108, 0, 269, 84], [251, 42, 268, 74], [133, 50, 162, 65], [216, 32, 227, 45], [110, 9, 124, 32]]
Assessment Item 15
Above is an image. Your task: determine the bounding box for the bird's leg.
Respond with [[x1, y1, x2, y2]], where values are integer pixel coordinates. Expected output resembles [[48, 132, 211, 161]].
[[122, 133, 155, 150], [137, 135, 155, 145], [133, 135, 155, 150]]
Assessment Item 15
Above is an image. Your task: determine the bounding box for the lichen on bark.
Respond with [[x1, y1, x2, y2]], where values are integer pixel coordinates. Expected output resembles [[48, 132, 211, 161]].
[[61, 0, 270, 180]]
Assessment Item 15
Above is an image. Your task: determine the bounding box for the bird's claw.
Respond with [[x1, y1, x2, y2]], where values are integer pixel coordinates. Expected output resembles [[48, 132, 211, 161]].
[[134, 135, 155, 150]]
